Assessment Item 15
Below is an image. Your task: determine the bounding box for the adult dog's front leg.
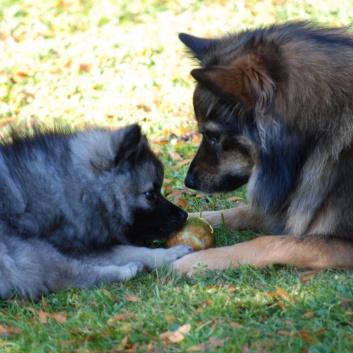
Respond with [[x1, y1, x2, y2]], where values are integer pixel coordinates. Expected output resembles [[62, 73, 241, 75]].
[[172, 235, 353, 276], [190, 205, 270, 232]]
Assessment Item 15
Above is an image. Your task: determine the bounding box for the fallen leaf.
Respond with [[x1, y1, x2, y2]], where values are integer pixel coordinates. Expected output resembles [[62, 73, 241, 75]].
[[176, 159, 192, 167], [229, 322, 243, 329], [168, 151, 182, 160], [38, 310, 48, 324], [339, 296, 353, 307], [228, 286, 236, 293], [227, 196, 243, 202], [300, 273, 317, 282], [160, 324, 191, 343], [276, 286, 295, 303], [175, 197, 189, 208], [79, 62, 92, 72], [303, 311, 315, 319], [107, 313, 135, 325], [0, 324, 22, 336], [167, 190, 182, 198], [209, 337, 229, 347], [124, 294, 142, 302], [145, 342, 157, 353], [117, 335, 136, 351]]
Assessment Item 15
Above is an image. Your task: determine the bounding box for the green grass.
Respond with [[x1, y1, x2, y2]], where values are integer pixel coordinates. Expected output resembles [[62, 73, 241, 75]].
[[1, 0, 353, 352]]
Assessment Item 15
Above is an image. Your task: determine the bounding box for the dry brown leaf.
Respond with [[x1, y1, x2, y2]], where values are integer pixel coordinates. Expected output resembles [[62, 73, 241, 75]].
[[37, 310, 68, 324], [117, 335, 136, 352], [107, 313, 135, 325], [229, 322, 243, 329], [227, 196, 243, 202], [339, 296, 353, 307], [175, 197, 189, 208], [79, 63, 92, 72], [168, 151, 182, 160], [303, 311, 315, 319], [0, 324, 22, 336], [276, 286, 295, 303], [145, 342, 157, 353], [124, 294, 142, 302], [160, 324, 191, 344], [300, 273, 317, 282], [209, 337, 229, 347], [38, 310, 48, 324], [228, 286, 236, 293], [176, 159, 192, 167], [178, 324, 191, 335]]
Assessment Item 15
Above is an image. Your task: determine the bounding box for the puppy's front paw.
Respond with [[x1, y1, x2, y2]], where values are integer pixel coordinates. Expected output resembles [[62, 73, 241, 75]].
[[146, 246, 193, 269], [165, 245, 194, 261], [103, 261, 144, 282]]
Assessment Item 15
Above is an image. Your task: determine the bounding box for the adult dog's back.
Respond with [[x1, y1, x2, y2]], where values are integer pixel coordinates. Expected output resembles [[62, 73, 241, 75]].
[[173, 22, 353, 275]]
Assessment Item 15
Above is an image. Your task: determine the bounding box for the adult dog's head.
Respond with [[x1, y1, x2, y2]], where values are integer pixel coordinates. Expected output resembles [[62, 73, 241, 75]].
[[179, 24, 316, 212]]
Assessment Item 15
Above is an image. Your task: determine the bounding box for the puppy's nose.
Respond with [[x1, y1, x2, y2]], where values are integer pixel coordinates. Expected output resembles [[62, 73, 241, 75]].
[[179, 209, 188, 221], [184, 173, 197, 190]]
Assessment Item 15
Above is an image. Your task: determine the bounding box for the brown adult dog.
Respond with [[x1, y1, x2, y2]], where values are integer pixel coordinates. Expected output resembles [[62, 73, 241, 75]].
[[173, 22, 353, 276]]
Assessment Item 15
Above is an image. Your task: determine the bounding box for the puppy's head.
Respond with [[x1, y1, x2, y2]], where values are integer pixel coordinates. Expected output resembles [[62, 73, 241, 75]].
[[76, 124, 187, 245]]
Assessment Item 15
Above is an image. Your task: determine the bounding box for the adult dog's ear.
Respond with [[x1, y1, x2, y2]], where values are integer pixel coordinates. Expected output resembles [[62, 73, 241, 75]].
[[112, 124, 142, 164], [191, 54, 275, 112], [178, 33, 215, 61]]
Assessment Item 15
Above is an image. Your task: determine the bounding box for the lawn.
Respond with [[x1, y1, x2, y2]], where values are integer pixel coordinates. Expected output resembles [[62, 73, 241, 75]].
[[1, 0, 353, 352]]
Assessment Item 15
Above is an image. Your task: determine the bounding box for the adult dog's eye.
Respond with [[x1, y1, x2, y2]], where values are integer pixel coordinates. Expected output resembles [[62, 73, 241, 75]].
[[204, 131, 220, 145], [145, 190, 158, 203]]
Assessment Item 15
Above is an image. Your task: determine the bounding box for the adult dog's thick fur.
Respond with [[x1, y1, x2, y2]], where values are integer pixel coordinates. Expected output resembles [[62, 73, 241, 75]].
[[173, 22, 353, 276], [0, 124, 192, 299]]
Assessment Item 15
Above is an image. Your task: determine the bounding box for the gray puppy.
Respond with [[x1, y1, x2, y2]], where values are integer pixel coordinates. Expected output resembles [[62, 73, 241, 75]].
[[0, 124, 192, 299]]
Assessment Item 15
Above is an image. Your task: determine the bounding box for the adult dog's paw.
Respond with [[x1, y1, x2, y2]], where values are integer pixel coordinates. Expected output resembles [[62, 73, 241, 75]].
[[172, 247, 235, 277], [171, 252, 207, 277]]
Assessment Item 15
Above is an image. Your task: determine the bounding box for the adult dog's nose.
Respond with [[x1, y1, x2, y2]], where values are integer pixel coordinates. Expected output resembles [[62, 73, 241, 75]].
[[184, 173, 198, 190]]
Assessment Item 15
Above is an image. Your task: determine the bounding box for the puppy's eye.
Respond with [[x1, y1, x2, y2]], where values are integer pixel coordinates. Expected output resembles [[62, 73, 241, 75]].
[[145, 190, 158, 203]]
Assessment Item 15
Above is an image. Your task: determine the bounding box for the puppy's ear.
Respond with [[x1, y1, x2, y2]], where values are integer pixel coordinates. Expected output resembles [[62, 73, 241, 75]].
[[191, 54, 275, 112], [179, 33, 215, 61], [112, 124, 142, 164]]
